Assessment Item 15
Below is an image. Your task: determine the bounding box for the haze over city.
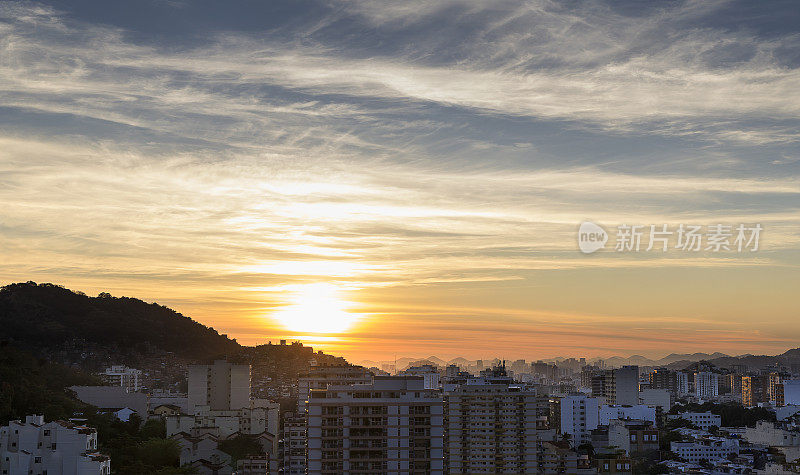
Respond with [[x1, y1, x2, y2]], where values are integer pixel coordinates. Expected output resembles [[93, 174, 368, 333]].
[[1, 0, 799, 362]]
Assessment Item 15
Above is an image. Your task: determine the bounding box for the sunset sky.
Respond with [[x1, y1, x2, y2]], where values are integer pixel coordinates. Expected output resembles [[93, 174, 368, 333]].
[[1, 0, 799, 363]]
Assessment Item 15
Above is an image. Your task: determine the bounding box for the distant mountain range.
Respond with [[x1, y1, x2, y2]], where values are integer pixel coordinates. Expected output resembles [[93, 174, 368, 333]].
[[363, 350, 800, 372]]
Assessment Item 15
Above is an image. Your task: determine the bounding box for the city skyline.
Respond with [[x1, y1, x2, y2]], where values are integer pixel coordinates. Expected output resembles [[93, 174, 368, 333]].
[[1, 0, 799, 362]]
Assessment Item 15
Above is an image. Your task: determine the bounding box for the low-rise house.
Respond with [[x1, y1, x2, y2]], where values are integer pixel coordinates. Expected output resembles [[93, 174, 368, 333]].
[[669, 411, 722, 431], [608, 419, 659, 455], [671, 437, 739, 463], [743, 420, 800, 447]]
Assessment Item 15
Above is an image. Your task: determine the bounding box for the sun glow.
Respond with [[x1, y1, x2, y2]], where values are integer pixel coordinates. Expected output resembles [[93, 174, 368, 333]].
[[273, 283, 361, 333]]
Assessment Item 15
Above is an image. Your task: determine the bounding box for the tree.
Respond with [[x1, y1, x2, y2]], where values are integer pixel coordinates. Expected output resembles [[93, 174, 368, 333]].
[[218, 435, 264, 464], [137, 438, 181, 468]]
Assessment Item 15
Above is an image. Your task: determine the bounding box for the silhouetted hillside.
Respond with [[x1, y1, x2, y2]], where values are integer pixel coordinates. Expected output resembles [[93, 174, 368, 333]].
[[0, 282, 240, 360], [0, 342, 100, 424]]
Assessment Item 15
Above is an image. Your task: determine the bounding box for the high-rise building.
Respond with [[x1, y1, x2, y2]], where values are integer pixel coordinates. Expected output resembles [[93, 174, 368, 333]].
[[727, 373, 743, 400], [307, 376, 444, 474], [694, 372, 719, 400], [282, 412, 308, 475], [614, 366, 640, 406], [592, 366, 639, 405], [101, 365, 142, 392], [446, 373, 554, 473], [677, 372, 690, 395], [559, 395, 599, 446], [742, 375, 769, 407], [784, 380, 800, 406], [591, 371, 613, 402], [649, 369, 677, 393], [768, 372, 782, 404], [188, 360, 250, 414]]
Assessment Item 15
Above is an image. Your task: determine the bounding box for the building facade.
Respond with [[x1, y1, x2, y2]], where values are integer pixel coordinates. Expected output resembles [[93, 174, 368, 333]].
[[0, 415, 110, 475], [307, 376, 444, 474], [188, 360, 250, 414]]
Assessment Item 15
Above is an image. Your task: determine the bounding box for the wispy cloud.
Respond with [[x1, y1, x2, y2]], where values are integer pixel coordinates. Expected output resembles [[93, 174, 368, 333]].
[[1, 1, 799, 358]]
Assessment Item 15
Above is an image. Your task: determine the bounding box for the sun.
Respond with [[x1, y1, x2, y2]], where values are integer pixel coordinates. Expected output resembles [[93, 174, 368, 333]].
[[273, 283, 360, 334]]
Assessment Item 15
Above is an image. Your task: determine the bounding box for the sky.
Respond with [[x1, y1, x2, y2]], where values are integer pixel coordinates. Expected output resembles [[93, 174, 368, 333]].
[[1, 0, 799, 363]]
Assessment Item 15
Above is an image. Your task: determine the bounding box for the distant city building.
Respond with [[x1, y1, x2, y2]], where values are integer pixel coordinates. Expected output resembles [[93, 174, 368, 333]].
[[694, 372, 719, 400], [188, 360, 250, 414], [101, 365, 142, 392], [592, 366, 639, 405], [401, 364, 440, 390], [768, 372, 783, 405], [614, 366, 640, 406], [742, 375, 770, 407], [677, 372, 690, 396], [648, 369, 677, 394], [306, 376, 444, 474], [783, 380, 800, 406], [0, 415, 110, 475]]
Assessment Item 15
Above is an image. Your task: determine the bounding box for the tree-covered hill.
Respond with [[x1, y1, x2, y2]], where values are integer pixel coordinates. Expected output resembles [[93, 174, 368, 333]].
[[0, 282, 240, 360]]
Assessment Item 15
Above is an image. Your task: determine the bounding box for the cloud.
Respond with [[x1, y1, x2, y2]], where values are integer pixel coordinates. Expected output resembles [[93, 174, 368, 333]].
[[1, 0, 799, 357]]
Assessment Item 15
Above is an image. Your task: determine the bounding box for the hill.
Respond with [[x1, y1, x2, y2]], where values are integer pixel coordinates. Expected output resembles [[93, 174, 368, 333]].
[[0, 282, 240, 361]]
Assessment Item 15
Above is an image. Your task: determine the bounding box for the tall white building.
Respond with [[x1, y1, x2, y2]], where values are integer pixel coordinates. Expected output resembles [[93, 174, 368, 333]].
[[188, 360, 250, 414], [446, 375, 554, 473], [677, 372, 690, 395], [694, 372, 719, 400], [0, 415, 110, 475], [559, 395, 599, 446], [783, 380, 800, 406], [307, 376, 444, 474], [101, 365, 142, 392]]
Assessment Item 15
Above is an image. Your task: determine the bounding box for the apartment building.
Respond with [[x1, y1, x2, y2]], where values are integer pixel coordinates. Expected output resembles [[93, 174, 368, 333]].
[[446, 375, 554, 473], [188, 360, 250, 414], [742, 375, 770, 407], [559, 395, 599, 447], [307, 376, 444, 474], [100, 365, 142, 392], [671, 438, 739, 463], [299, 365, 373, 411], [591, 366, 639, 405], [0, 415, 110, 475], [669, 412, 722, 431], [283, 412, 308, 475], [694, 372, 719, 400]]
